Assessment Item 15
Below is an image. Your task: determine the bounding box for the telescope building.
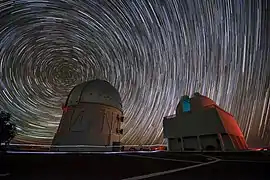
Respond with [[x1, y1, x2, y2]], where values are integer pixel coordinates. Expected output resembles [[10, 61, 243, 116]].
[[163, 93, 248, 152], [51, 79, 124, 152]]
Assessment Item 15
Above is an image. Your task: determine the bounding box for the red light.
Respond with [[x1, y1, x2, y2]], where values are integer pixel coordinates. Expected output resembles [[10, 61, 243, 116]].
[[62, 106, 70, 113], [249, 148, 262, 151]]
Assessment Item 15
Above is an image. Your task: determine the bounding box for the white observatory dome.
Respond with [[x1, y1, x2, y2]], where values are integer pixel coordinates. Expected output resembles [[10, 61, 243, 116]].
[[66, 79, 122, 110]]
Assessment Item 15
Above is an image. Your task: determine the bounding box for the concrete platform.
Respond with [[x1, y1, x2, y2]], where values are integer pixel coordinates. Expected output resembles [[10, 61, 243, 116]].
[[1, 151, 270, 180]]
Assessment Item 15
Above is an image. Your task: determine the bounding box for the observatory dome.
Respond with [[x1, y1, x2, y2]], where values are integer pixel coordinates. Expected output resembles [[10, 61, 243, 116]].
[[190, 93, 216, 111], [176, 93, 216, 114], [66, 79, 122, 110]]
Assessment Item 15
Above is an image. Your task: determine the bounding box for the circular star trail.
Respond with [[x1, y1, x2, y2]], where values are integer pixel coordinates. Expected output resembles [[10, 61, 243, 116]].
[[0, 0, 269, 146]]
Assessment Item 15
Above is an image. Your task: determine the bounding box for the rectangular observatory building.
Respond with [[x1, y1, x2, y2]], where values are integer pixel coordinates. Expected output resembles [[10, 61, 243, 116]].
[[163, 93, 248, 152]]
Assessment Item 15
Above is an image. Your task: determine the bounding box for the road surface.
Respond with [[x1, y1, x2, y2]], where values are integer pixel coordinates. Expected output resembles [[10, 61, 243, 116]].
[[1, 151, 269, 180]]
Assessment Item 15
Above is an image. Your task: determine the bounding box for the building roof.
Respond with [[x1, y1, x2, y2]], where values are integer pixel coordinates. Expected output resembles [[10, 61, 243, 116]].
[[190, 93, 216, 111], [176, 93, 216, 114], [65, 79, 122, 110]]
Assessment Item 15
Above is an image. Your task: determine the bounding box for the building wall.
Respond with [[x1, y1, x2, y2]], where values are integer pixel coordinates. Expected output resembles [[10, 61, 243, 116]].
[[183, 136, 198, 150], [216, 108, 245, 137], [52, 103, 123, 150], [164, 108, 227, 138], [168, 138, 182, 151], [221, 134, 235, 150], [164, 107, 247, 151], [199, 134, 222, 150], [216, 108, 248, 150]]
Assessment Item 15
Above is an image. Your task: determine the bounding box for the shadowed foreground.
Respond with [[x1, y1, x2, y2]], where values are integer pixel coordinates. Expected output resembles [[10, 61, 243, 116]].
[[1, 151, 270, 180]]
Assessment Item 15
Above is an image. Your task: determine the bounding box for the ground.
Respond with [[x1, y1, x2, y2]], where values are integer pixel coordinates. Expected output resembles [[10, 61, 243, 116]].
[[1, 151, 270, 180]]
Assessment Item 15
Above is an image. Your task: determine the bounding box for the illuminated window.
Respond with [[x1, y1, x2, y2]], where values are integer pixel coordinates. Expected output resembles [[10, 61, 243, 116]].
[[182, 99, 191, 112]]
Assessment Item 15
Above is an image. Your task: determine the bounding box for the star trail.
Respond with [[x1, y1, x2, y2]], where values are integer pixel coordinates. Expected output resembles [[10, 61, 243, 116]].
[[0, 0, 269, 146]]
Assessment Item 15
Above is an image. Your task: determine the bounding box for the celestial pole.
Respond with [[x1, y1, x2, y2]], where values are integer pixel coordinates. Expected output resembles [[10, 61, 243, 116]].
[[0, 0, 269, 146]]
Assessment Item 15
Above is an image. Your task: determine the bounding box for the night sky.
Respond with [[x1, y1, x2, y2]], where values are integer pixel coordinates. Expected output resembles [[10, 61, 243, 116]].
[[0, 0, 269, 146]]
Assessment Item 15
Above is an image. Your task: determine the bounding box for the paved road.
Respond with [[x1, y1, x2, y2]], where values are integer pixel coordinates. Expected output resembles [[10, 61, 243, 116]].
[[1, 151, 270, 180], [146, 161, 269, 180]]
